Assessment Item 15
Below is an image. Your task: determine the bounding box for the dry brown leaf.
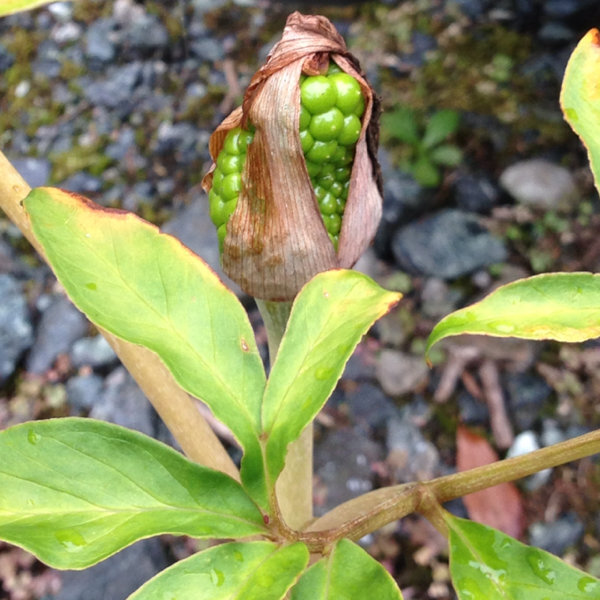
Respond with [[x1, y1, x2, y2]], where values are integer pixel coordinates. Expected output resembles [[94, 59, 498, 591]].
[[457, 425, 524, 538]]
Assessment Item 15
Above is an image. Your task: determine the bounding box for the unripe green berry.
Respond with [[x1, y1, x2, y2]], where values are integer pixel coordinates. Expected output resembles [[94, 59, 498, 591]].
[[298, 61, 366, 251]]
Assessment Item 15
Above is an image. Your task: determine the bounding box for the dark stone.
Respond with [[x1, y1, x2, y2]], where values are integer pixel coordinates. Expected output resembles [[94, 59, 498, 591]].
[[537, 22, 576, 45], [0, 43, 14, 71], [454, 171, 501, 214], [458, 390, 489, 426], [26, 295, 89, 374], [106, 127, 136, 161], [401, 32, 437, 68], [543, 0, 597, 18], [53, 539, 169, 600], [391, 209, 507, 279], [84, 62, 143, 113], [0, 275, 33, 381], [529, 512, 585, 556], [189, 37, 225, 62], [33, 40, 62, 78], [66, 373, 104, 415], [85, 18, 117, 65], [60, 172, 103, 194], [155, 121, 200, 163], [9, 157, 51, 188], [89, 367, 155, 437], [505, 372, 552, 431], [314, 428, 383, 516], [121, 13, 169, 55], [344, 382, 401, 431]]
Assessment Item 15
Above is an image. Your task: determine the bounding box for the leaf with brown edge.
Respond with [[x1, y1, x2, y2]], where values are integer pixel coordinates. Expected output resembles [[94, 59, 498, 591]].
[[457, 426, 524, 539], [561, 29, 600, 196], [24, 187, 270, 509], [426, 273, 600, 360]]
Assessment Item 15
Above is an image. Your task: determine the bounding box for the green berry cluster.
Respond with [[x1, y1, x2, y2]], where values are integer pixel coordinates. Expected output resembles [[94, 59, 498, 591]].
[[208, 127, 254, 250], [300, 62, 365, 249], [208, 62, 365, 252]]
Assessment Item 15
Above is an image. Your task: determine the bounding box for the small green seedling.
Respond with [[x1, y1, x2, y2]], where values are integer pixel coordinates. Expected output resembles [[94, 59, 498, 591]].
[[1, 3, 600, 599], [382, 106, 463, 186]]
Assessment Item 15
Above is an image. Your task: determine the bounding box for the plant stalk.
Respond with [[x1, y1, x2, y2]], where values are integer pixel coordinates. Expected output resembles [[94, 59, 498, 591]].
[[306, 427, 600, 542], [257, 299, 313, 530], [0, 151, 239, 480]]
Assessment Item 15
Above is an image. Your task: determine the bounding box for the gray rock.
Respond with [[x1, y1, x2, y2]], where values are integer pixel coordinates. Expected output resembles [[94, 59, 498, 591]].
[[420, 277, 462, 319], [314, 428, 383, 516], [392, 209, 507, 278], [90, 367, 155, 437], [85, 18, 117, 64], [500, 159, 578, 211], [53, 538, 168, 600], [190, 37, 225, 62], [84, 62, 143, 112], [0, 42, 15, 71], [386, 413, 440, 482], [61, 172, 103, 194], [458, 390, 489, 426], [507, 431, 552, 490], [505, 372, 552, 431], [106, 126, 136, 161], [344, 382, 401, 431], [10, 157, 51, 188], [529, 512, 585, 556], [0, 275, 33, 381], [71, 335, 117, 369], [376, 349, 428, 397], [155, 121, 200, 163], [454, 171, 500, 214], [66, 373, 104, 414], [26, 295, 89, 374]]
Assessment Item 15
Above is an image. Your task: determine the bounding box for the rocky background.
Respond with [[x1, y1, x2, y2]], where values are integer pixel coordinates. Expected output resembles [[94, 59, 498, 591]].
[[1, 0, 600, 598]]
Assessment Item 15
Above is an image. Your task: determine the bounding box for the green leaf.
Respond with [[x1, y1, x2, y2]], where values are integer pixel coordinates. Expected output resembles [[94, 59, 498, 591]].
[[291, 539, 402, 599], [446, 513, 600, 599], [381, 107, 420, 145], [429, 144, 463, 167], [427, 273, 600, 358], [560, 29, 600, 196], [24, 188, 268, 507], [422, 109, 460, 149], [0, 0, 55, 16], [262, 270, 401, 487], [129, 541, 308, 600], [0, 419, 266, 570], [413, 155, 441, 187]]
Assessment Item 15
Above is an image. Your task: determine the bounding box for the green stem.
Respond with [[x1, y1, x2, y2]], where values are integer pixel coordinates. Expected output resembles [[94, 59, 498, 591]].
[[256, 299, 313, 530], [305, 428, 600, 544]]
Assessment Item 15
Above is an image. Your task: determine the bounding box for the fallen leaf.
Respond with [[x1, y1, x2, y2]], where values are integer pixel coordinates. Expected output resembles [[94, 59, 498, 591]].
[[456, 426, 524, 538]]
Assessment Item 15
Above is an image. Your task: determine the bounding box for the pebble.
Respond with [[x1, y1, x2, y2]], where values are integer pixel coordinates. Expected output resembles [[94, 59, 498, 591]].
[[8, 157, 51, 188], [65, 373, 104, 414], [53, 539, 168, 600], [458, 390, 489, 426], [529, 512, 585, 556], [60, 172, 103, 194], [26, 295, 89, 374], [453, 171, 501, 214], [506, 431, 552, 490], [70, 335, 117, 369], [85, 18, 117, 65], [343, 382, 401, 431], [0, 275, 33, 381], [0, 42, 14, 70], [505, 372, 552, 431], [499, 159, 578, 211], [314, 428, 383, 516], [83, 62, 143, 112], [376, 349, 429, 397], [89, 367, 156, 437], [386, 412, 440, 482], [420, 277, 462, 319], [391, 209, 507, 279]]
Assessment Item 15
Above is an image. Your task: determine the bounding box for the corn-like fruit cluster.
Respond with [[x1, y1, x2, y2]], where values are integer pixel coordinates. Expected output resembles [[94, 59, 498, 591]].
[[299, 62, 364, 249], [208, 62, 364, 251], [208, 127, 254, 250]]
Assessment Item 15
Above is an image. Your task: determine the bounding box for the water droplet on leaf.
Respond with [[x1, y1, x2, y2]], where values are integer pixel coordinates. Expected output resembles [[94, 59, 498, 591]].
[[210, 568, 225, 586], [27, 429, 41, 445], [527, 552, 556, 585], [578, 575, 599, 593], [315, 366, 333, 380], [55, 529, 87, 552]]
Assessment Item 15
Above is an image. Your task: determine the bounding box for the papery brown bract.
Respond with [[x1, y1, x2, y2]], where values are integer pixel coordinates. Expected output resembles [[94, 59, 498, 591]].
[[203, 12, 382, 301]]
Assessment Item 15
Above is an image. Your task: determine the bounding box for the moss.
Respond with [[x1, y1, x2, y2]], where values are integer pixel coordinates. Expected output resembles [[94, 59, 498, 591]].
[[50, 143, 114, 183]]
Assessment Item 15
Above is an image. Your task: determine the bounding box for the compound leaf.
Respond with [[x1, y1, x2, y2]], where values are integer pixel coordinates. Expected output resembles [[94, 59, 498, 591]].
[[129, 541, 308, 600], [0, 419, 266, 570]]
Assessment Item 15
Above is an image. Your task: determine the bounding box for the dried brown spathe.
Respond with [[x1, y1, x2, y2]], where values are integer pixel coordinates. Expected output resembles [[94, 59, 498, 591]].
[[203, 12, 382, 301]]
